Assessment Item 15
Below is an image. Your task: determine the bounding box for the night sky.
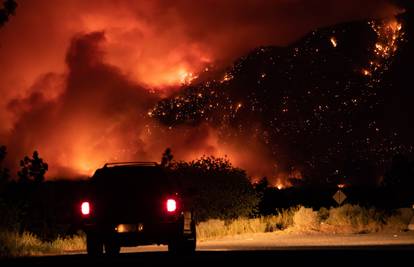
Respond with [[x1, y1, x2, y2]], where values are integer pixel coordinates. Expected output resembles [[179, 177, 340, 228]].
[[0, 1, 412, 185]]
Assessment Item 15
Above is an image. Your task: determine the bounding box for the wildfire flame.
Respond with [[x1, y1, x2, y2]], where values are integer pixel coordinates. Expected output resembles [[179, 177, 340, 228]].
[[276, 184, 284, 190], [363, 17, 404, 84], [270, 168, 303, 189], [178, 69, 198, 85]]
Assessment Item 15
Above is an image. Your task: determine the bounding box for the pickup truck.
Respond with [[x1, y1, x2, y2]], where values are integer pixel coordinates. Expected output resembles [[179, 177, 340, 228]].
[[79, 162, 196, 255]]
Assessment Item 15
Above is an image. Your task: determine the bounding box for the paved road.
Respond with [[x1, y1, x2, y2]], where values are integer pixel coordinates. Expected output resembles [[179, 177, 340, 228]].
[[197, 231, 414, 250], [118, 231, 414, 252], [2, 232, 414, 266]]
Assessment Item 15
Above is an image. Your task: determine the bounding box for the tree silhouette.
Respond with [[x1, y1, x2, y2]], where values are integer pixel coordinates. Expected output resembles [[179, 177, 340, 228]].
[[0, 145, 10, 183], [0, 145, 6, 161], [0, 0, 17, 27], [171, 156, 259, 221], [18, 150, 48, 183], [161, 148, 174, 167]]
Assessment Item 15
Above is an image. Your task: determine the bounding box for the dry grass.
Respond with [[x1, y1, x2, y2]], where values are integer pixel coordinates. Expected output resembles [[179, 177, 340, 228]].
[[197, 205, 413, 240], [321, 205, 382, 233], [49, 234, 86, 252], [2, 205, 412, 256], [320, 205, 413, 234], [197, 207, 298, 241], [0, 231, 46, 257], [0, 230, 85, 258], [384, 208, 414, 232], [197, 218, 265, 241]]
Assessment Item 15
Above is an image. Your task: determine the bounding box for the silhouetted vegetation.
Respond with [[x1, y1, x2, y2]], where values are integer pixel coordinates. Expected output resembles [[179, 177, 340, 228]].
[[0, 0, 17, 27], [0, 178, 89, 241], [17, 151, 48, 184], [0, 146, 413, 250], [169, 155, 260, 222], [160, 147, 173, 167], [0, 145, 10, 184]]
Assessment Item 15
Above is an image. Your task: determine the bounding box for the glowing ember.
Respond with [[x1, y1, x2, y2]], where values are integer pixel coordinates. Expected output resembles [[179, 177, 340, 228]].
[[235, 103, 243, 112], [362, 69, 371, 76], [330, 36, 338, 47], [221, 73, 234, 83]]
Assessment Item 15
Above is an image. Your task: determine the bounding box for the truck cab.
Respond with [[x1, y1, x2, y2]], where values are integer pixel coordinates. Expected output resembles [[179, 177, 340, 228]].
[[79, 162, 196, 255]]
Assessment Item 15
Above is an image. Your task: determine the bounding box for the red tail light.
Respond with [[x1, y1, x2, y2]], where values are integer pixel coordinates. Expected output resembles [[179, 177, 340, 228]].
[[166, 199, 177, 212], [81, 201, 90, 215]]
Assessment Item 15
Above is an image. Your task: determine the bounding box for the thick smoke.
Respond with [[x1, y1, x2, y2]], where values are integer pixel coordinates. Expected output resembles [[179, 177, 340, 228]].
[[4, 32, 276, 177], [0, 0, 401, 178]]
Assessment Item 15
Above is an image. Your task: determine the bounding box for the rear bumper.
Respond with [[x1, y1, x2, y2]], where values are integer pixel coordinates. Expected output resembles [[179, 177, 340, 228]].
[[83, 220, 184, 246]]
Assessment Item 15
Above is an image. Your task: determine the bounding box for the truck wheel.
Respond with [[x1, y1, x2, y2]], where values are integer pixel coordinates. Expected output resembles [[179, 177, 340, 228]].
[[168, 222, 196, 254], [86, 233, 103, 256], [168, 236, 196, 254], [104, 240, 120, 256], [185, 221, 197, 252]]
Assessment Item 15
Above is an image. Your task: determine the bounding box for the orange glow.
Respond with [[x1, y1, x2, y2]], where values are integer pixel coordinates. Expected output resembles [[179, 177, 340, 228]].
[[362, 69, 371, 76], [0, 1, 403, 181], [235, 103, 243, 112], [337, 183, 345, 189], [272, 178, 289, 189], [178, 69, 198, 85], [330, 37, 337, 47], [269, 168, 303, 189], [276, 184, 284, 190], [57, 123, 274, 179]]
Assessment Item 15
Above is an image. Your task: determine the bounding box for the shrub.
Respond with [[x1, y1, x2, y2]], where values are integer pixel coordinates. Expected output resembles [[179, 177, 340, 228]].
[[171, 156, 260, 221], [292, 207, 320, 231], [384, 208, 414, 231], [324, 204, 384, 233], [264, 207, 298, 232], [318, 207, 329, 221]]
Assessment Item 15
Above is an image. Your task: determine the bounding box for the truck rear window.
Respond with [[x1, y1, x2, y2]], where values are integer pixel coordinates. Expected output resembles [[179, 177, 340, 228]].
[[91, 166, 173, 195]]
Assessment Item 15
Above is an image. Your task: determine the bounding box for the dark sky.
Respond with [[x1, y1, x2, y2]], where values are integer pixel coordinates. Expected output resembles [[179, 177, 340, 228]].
[[0, 0, 406, 181]]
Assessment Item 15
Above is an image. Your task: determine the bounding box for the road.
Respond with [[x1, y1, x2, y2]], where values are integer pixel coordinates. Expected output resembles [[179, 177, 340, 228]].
[[115, 231, 414, 252], [2, 232, 414, 266]]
